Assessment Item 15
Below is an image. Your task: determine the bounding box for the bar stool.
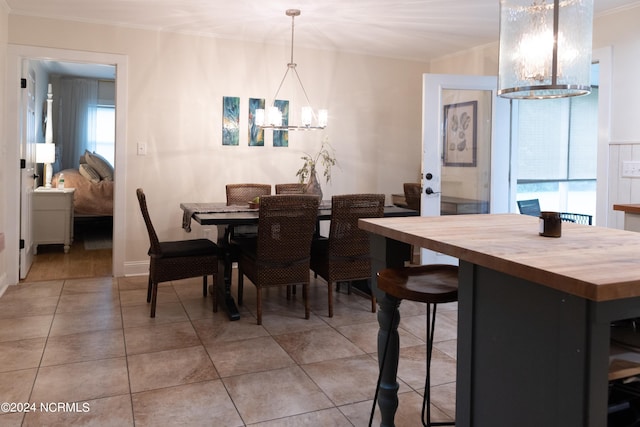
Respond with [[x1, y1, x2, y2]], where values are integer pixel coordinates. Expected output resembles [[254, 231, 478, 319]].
[[370, 264, 458, 427]]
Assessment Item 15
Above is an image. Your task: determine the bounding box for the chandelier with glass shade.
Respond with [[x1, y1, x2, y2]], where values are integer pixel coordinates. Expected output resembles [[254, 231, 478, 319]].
[[498, 0, 594, 99], [255, 9, 328, 130]]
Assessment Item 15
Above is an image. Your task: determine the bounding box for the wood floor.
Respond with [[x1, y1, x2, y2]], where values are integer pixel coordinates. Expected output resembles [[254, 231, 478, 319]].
[[23, 218, 113, 282]]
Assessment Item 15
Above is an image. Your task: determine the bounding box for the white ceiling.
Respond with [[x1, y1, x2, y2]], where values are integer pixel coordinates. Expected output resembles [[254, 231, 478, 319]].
[[6, 0, 640, 62]]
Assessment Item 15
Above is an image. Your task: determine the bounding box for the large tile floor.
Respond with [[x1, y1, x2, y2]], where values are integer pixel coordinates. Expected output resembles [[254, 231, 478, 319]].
[[0, 273, 457, 426]]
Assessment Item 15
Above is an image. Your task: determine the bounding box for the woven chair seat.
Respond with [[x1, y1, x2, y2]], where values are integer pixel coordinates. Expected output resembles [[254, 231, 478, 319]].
[[155, 239, 219, 258]]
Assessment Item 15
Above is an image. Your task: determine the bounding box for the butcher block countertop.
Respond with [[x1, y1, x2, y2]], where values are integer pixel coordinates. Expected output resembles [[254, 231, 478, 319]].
[[359, 213, 640, 302], [614, 204, 640, 214]]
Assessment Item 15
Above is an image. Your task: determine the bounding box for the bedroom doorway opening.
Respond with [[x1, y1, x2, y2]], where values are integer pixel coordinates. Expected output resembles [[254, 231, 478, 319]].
[[5, 45, 128, 285], [24, 60, 116, 281]]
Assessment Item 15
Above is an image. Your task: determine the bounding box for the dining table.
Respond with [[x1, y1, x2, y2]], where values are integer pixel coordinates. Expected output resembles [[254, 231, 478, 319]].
[[180, 201, 418, 321], [358, 213, 640, 427]]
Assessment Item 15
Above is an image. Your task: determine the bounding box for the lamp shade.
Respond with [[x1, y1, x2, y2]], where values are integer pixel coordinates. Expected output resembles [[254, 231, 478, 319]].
[[498, 0, 594, 99], [35, 143, 55, 164]]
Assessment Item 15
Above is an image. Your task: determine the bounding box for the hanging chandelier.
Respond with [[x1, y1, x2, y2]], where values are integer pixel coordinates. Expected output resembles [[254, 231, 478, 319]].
[[497, 0, 594, 99], [255, 9, 328, 130]]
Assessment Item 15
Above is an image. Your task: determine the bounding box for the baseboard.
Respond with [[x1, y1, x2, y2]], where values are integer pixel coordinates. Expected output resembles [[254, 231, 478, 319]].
[[0, 273, 9, 297], [123, 260, 149, 277]]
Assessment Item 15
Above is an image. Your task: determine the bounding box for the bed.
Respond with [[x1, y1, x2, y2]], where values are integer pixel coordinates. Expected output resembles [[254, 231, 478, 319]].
[[51, 151, 114, 217]]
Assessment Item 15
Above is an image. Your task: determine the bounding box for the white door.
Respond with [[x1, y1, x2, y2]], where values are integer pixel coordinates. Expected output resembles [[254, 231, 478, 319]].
[[420, 74, 512, 265], [19, 65, 37, 279]]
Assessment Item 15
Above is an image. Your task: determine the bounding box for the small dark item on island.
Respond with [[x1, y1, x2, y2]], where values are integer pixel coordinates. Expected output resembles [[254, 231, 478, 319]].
[[539, 211, 562, 237]]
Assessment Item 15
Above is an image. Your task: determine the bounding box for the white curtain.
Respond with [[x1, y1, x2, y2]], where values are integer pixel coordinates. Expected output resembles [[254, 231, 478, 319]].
[[54, 77, 99, 172]]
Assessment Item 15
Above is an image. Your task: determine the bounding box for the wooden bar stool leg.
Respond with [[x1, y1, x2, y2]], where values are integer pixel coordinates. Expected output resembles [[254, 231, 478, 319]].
[[370, 295, 401, 427]]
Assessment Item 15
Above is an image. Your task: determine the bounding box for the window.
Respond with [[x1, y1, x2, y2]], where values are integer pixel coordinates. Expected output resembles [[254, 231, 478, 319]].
[[94, 105, 115, 166], [515, 64, 599, 219]]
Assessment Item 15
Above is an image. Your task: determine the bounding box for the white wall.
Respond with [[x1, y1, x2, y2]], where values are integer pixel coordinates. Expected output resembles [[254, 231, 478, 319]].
[[596, 7, 640, 228], [0, 3, 8, 290], [4, 15, 430, 277]]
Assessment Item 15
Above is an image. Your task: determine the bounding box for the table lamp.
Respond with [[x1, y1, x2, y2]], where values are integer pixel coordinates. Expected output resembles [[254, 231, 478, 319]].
[[35, 143, 55, 188]]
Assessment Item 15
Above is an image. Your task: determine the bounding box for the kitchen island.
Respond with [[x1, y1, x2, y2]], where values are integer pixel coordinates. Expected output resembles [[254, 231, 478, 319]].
[[359, 213, 640, 427]]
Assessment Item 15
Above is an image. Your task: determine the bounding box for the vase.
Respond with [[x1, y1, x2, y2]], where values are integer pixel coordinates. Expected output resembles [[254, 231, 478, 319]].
[[305, 170, 323, 200]]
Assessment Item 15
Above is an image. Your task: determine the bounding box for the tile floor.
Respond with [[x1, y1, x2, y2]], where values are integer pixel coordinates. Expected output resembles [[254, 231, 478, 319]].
[[0, 272, 457, 426]]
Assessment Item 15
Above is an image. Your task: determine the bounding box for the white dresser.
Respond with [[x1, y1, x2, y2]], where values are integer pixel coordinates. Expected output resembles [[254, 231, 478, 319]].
[[33, 187, 75, 254]]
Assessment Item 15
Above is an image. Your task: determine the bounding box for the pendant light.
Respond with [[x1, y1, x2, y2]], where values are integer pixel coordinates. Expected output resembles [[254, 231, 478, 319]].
[[256, 9, 328, 130], [498, 0, 594, 99]]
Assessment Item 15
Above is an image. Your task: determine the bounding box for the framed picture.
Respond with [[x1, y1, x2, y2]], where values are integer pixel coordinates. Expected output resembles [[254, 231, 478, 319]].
[[248, 98, 265, 146], [273, 99, 289, 147], [443, 100, 477, 167], [222, 96, 240, 146]]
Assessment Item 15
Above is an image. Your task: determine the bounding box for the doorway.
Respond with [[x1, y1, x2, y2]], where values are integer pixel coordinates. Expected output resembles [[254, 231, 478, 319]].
[[26, 60, 116, 281], [5, 45, 128, 285], [420, 73, 512, 265]]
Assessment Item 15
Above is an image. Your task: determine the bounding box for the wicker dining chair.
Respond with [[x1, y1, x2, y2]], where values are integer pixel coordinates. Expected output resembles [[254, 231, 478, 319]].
[[403, 183, 421, 211], [275, 183, 306, 194], [236, 195, 320, 325], [226, 183, 271, 206], [310, 194, 385, 317], [136, 188, 219, 317]]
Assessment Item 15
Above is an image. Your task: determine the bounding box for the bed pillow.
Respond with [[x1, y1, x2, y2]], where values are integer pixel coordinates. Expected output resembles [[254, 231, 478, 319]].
[[85, 151, 114, 181], [79, 163, 101, 183]]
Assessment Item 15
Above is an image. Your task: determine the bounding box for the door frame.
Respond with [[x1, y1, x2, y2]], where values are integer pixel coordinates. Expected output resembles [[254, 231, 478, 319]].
[[420, 73, 512, 264], [5, 45, 128, 285], [18, 65, 37, 279]]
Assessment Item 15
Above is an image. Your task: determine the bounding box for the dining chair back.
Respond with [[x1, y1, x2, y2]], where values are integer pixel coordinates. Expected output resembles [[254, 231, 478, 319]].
[[517, 199, 541, 216], [518, 199, 593, 225], [226, 183, 271, 205], [403, 183, 421, 211], [310, 193, 385, 316], [275, 183, 306, 194], [136, 188, 219, 317], [236, 194, 320, 324]]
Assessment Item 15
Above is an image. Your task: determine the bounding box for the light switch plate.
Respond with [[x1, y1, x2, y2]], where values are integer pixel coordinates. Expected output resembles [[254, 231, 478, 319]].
[[622, 161, 640, 178]]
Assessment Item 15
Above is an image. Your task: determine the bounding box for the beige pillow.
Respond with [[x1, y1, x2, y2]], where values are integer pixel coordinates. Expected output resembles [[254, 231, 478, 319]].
[[79, 150, 89, 164], [79, 163, 101, 183], [85, 151, 114, 181]]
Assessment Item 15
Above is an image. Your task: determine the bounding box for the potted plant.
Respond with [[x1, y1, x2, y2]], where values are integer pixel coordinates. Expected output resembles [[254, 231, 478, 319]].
[[296, 137, 337, 198]]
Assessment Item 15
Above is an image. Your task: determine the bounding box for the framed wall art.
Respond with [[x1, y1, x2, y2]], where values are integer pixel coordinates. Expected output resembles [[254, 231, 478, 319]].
[[248, 98, 265, 146], [443, 100, 477, 167], [273, 99, 289, 147], [222, 96, 240, 146]]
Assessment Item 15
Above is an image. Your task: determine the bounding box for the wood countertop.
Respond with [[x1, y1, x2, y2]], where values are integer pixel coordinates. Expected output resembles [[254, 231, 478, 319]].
[[613, 204, 640, 214], [359, 213, 640, 302]]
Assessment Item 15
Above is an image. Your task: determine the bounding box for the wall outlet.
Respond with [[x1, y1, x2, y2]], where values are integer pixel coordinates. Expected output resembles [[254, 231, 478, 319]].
[[622, 161, 640, 178], [137, 142, 147, 156]]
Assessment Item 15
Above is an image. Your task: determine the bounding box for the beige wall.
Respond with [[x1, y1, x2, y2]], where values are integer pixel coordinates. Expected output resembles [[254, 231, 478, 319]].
[[0, 3, 8, 288], [5, 15, 430, 277]]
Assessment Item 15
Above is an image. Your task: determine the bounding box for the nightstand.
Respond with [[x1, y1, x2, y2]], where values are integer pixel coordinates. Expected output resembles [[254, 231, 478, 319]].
[[33, 187, 75, 254]]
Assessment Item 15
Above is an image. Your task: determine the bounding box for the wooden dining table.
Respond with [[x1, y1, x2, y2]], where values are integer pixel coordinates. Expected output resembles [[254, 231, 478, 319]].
[[180, 201, 418, 321], [359, 213, 640, 427]]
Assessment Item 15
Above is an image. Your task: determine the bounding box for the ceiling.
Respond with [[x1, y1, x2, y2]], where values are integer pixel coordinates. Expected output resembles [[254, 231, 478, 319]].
[[6, 0, 640, 62]]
